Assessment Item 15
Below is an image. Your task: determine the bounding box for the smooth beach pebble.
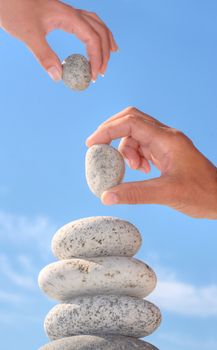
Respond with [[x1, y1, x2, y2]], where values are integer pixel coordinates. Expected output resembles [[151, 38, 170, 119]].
[[38, 335, 159, 350], [44, 295, 161, 340], [62, 54, 91, 91], [85, 144, 125, 198], [38, 257, 156, 301], [52, 216, 142, 259]]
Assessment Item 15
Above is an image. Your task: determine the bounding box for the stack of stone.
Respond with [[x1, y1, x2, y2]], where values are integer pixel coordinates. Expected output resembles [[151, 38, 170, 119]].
[[38, 216, 161, 350]]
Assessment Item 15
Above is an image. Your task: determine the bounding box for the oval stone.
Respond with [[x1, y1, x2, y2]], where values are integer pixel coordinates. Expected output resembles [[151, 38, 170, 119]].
[[85, 144, 125, 198], [38, 257, 156, 301], [44, 296, 161, 340], [62, 54, 91, 91], [38, 335, 159, 350], [52, 216, 142, 259]]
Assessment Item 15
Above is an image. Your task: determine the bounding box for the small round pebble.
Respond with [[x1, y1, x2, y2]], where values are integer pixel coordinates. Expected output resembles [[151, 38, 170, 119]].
[[44, 295, 161, 340], [52, 216, 142, 259], [38, 335, 159, 350], [62, 54, 91, 91], [38, 257, 156, 301], [85, 144, 125, 198]]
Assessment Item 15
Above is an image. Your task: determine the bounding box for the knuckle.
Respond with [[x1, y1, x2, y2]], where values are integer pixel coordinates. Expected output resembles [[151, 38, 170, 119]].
[[124, 114, 136, 122], [90, 57, 101, 70], [127, 185, 142, 204], [124, 114, 141, 125], [105, 124, 115, 135], [169, 128, 193, 147], [35, 52, 49, 66], [124, 106, 136, 114], [86, 31, 100, 46], [38, 52, 55, 68], [103, 52, 110, 62], [90, 11, 98, 18]]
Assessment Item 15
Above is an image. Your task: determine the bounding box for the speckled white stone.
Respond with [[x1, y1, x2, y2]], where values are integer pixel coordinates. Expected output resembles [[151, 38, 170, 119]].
[[38, 257, 156, 301], [62, 54, 91, 91], [38, 335, 159, 350], [44, 295, 161, 340], [52, 216, 142, 259], [85, 144, 125, 198]]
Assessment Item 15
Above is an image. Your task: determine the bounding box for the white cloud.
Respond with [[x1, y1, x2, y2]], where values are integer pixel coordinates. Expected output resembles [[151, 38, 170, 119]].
[[0, 254, 36, 290], [0, 309, 42, 325], [0, 211, 58, 304], [149, 265, 217, 317], [0, 210, 57, 258], [0, 289, 25, 303]]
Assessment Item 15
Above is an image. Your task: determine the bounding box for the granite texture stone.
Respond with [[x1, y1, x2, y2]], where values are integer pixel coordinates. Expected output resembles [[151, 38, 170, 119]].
[[85, 144, 125, 198], [39, 335, 159, 350], [62, 54, 91, 91], [44, 295, 161, 340], [38, 257, 156, 301], [52, 216, 142, 259]]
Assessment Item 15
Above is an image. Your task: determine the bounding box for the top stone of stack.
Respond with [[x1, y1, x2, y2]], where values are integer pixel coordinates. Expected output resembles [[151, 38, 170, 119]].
[[52, 216, 142, 259]]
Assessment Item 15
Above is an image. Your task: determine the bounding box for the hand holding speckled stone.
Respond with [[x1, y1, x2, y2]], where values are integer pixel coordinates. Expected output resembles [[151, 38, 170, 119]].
[[62, 54, 91, 91], [0, 1, 118, 82], [85, 144, 125, 198]]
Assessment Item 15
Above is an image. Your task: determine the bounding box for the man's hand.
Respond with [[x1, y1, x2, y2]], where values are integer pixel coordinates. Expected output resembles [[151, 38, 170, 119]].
[[86, 107, 217, 219], [0, 0, 118, 81]]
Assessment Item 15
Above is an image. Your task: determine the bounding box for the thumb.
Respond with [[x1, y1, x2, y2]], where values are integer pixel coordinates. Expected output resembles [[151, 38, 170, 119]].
[[101, 176, 176, 206], [26, 35, 62, 81]]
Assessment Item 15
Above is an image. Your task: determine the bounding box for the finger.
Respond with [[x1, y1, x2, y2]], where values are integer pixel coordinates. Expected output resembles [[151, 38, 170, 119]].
[[122, 145, 142, 169], [138, 146, 151, 172], [81, 13, 111, 74], [86, 114, 163, 147], [119, 137, 151, 172], [101, 176, 174, 205], [119, 137, 142, 169], [139, 157, 151, 173], [101, 107, 169, 129], [109, 31, 119, 52], [80, 10, 119, 51], [26, 35, 62, 81], [56, 6, 103, 80]]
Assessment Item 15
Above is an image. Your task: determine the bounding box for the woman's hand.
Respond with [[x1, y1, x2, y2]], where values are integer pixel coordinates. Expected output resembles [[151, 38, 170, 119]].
[[86, 107, 217, 219], [0, 0, 118, 81]]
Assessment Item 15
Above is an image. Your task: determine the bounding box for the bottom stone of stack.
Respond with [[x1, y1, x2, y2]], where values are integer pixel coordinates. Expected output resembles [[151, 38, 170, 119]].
[[38, 335, 159, 350], [45, 295, 161, 340]]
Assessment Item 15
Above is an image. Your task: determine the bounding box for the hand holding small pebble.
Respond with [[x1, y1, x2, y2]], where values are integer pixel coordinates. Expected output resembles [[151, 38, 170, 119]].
[[86, 107, 217, 219], [0, 0, 118, 81]]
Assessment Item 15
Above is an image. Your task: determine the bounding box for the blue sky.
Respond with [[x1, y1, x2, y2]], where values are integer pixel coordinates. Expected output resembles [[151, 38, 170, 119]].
[[0, 0, 217, 349]]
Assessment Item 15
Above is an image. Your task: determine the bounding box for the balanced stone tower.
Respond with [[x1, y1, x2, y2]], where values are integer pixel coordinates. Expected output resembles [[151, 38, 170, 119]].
[[38, 216, 161, 349]]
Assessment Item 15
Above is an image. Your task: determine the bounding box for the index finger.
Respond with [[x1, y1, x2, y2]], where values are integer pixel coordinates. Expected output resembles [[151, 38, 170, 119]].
[[101, 107, 168, 128], [86, 114, 162, 147]]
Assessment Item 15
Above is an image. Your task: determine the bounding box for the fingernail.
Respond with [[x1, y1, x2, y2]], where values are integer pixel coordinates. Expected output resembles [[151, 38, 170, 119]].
[[101, 74, 105, 78], [92, 80, 96, 84], [130, 160, 138, 169], [102, 191, 119, 205], [47, 66, 62, 81]]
